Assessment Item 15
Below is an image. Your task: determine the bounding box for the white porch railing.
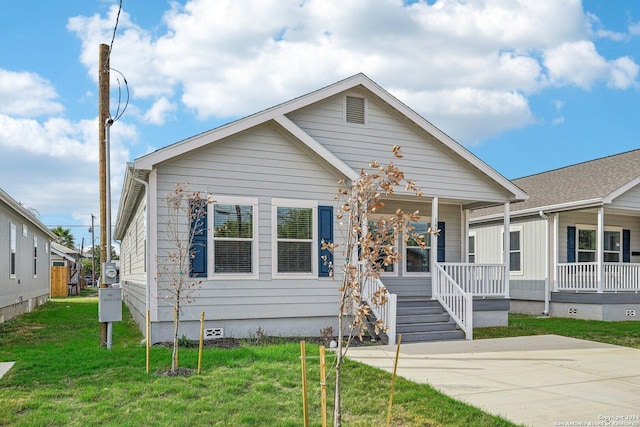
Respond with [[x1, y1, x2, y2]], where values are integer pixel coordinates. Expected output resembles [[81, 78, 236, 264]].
[[557, 262, 640, 292], [433, 264, 473, 340], [362, 277, 398, 345], [440, 263, 507, 297]]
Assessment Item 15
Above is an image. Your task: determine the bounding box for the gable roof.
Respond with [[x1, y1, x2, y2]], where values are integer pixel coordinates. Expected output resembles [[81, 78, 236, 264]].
[[0, 187, 55, 239], [116, 74, 529, 237], [471, 149, 640, 220], [132, 73, 526, 201]]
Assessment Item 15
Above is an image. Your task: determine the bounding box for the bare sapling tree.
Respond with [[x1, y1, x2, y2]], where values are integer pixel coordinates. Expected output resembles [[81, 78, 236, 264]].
[[159, 182, 211, 373], [322, 145, 431, 426]]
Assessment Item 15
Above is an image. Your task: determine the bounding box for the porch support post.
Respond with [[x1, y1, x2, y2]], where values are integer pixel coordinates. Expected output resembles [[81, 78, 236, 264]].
[[597, 207, 604, 293], [431, 197, 439, 299], [503, 202, 510, 299]]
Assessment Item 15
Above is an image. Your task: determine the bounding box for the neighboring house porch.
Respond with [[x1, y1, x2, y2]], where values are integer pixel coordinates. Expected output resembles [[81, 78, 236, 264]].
[[471, 149, 640, 322]]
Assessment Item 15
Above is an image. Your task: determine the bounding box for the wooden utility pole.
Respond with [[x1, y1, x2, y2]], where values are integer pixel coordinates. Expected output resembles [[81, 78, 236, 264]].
[[98, 43, 110, 347]]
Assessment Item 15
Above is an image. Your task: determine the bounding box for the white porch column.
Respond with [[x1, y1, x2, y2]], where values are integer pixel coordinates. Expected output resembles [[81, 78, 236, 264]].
[[431, 197, 439, 299], [597, 207, 604, 293], [503, 202, 510, 298]]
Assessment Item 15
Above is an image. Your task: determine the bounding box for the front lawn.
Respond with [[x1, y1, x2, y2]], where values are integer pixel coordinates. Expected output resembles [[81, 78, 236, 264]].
[[474, 313, 640, 349], [0, 294, 516, 426]]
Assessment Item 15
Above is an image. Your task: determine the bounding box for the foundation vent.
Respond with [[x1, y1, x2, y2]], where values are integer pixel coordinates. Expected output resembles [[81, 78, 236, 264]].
[[626, 310, 636, 317], [204, 328, 224, 340], [568, 308, 578, 315]]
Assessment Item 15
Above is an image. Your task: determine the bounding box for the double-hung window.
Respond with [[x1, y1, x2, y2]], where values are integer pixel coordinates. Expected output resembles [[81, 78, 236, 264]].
[[189, 196, 258, 279], [367, 215, 398, 276], [212, 198, 258, 277], [10, 223, 16, 278], [272, 199, 317, 277], [576, 225, 622, 262], [33, 236, 38, 278], [468, 232, 476, 263], [502, 226, 522, 274], [404, 220, 430, 275]]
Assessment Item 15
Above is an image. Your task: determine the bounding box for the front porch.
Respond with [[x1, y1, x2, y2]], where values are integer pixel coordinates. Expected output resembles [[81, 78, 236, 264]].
[[363, 262, 510, 344], [556, 262, 640, 292]]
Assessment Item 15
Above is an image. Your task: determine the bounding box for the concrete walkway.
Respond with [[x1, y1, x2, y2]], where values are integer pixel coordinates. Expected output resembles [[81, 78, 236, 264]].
[[0, 362, 14, 380], [347, 335, 640, 427]]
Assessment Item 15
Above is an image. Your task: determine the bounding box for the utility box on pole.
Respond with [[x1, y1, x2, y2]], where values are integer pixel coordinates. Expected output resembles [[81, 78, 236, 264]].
[[98, 287, 122, 322], [102, 261, 118, 285]]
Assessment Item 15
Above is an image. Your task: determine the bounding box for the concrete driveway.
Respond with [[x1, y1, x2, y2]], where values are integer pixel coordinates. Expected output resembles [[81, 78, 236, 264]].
[[347, 335, 640, 427], [0, 362, 14, 380]]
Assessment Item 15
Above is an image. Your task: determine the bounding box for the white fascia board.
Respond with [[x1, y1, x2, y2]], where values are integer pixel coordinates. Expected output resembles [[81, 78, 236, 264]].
[[359, 81, 529, 202], [603, 176, 640, 203], [273, 115, 358, 181], [134, 74, 373, 171], [469, 198, 605, 223]]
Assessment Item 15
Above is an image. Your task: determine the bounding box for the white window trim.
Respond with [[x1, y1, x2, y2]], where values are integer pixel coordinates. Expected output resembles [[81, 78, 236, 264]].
[[402, 218, 432, 278], [468, 231, 477, 264], [10, 222, 16, 279], [502, 225, 523, 276], [271, 198, 317, 279], [367, 214, 399, 278], [576, 224, 623, 263], [33, 235, 38, 278], [22, 224, 28, 238], [208, 196, 259, 280]]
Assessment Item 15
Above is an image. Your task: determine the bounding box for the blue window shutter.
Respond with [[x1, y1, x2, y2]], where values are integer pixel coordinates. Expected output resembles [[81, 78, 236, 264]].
[[189, 199, 207, 278], [567, 226, 576, 263], [623, 229, 631, 263], [318, 206, 333, 277], [437, 221, 445, 263]]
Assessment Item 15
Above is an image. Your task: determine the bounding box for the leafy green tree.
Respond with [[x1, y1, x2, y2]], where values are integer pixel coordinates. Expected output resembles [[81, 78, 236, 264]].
[[51, 226, 75, 249]]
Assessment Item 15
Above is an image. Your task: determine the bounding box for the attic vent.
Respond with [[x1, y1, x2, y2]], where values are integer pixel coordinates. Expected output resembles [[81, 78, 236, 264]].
[[345, 96, 365, 124]]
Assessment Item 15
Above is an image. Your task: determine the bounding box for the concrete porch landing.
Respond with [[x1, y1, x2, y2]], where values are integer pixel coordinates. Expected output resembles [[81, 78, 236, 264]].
[[347, 335, 640, 427], [0, 362, 14, 380]]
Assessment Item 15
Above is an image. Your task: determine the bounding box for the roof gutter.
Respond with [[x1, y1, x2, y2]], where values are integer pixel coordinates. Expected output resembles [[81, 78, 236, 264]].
[[469, 198, 605, 224], [127, 163, 151, 343]]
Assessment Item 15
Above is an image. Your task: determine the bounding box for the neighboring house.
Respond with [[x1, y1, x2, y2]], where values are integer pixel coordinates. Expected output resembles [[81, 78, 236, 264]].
[[50, 242, 81, 296], [0, 187, 54, 322], [470, 149, 640, 321], [114, 74, 527, 344]]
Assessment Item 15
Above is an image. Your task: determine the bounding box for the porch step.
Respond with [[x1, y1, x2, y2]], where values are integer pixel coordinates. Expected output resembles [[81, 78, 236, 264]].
[[391, 298, 466, 343]]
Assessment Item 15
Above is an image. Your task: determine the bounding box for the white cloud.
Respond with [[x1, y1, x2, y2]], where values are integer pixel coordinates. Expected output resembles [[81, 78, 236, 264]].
[[143, 97, 177, 125], [0, 114, 134, 224], [543, 41, 609, 89], [63, 0, 637, 145], [0, 69, 64, 117]]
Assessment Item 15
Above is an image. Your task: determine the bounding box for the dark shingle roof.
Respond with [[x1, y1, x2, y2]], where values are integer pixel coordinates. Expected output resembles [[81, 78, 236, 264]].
[[472, 149, 640, 217]]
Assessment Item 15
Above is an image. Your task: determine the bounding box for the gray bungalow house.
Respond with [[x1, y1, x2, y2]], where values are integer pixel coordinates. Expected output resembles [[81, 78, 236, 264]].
[[1, 187, 54, 322], [470, 149, 640, 321], [114, 74, 527, 344]]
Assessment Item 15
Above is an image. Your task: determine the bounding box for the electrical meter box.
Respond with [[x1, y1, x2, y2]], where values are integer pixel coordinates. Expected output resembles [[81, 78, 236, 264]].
[[98, 287, 122, 322], [102, 261, 118, 285]]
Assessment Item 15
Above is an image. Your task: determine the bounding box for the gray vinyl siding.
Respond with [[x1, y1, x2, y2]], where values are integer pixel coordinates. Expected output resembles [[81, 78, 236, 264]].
[[470, 216, 548, 300], [152, 122, 342, 327], [287, 90, 508, 203], [611, 184, 640, 210], [120, 195, 147, 325], [0, 201, 51, 319]]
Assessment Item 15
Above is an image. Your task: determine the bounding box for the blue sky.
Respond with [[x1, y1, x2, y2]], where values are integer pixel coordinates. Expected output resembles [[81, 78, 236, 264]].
[[1, 0, 640, 250]]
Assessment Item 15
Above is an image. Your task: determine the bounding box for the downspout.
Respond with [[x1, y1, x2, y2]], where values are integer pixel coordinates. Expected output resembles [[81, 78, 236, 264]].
[[539, 211, 550, 315], [129, 164, 151, 341]]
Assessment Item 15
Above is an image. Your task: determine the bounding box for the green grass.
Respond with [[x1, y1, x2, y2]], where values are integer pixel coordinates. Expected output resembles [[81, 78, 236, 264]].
[[474, 313, 640, 349], [0, 294, 517, 427]]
